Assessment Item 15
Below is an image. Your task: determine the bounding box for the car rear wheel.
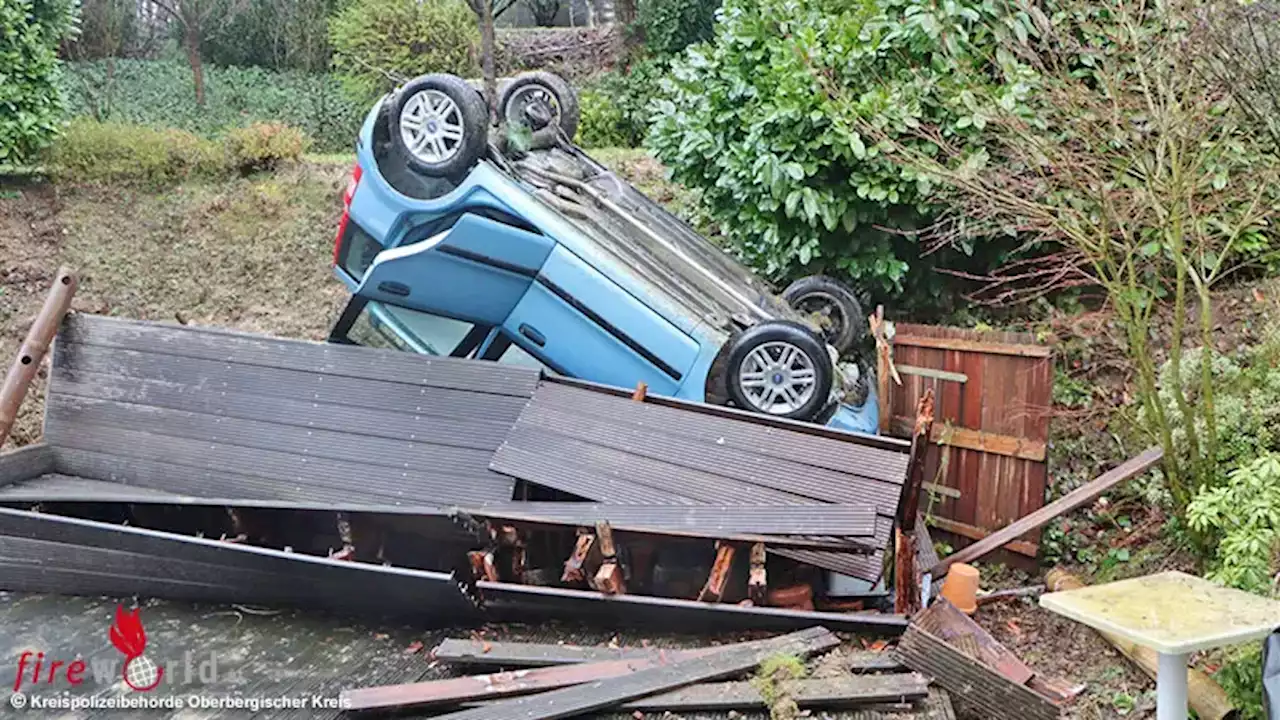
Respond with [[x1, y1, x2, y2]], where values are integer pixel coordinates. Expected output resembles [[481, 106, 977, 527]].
[[726, 321, 834, 421], [782, 275, 865, 356], [499, 71, 580, 140], [392, 74, 489, 178]]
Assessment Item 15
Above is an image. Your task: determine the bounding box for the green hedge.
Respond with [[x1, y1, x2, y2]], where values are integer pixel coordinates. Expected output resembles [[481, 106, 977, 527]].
[[51, 118, 308, 184], [1, 0, 77, 164], [577, 56, 669, 149], [329, 0, 479, 105], [60, 59, 365, 153]]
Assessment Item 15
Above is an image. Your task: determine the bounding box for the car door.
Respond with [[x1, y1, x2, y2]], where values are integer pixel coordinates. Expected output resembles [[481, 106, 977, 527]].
[[352, 211, 555, 326], [501, 246, 699, 396]]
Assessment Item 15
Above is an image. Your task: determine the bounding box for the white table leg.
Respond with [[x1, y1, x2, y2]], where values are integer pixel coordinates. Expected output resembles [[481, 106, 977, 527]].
[[1156, 651, 1189, 720]]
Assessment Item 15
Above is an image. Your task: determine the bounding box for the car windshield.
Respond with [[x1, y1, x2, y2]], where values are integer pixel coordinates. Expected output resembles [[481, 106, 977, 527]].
[[504, 146, 802, 333]]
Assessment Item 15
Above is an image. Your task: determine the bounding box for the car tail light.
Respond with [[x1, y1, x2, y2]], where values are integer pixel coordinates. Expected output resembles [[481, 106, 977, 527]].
[[332, 163, 363, 267]]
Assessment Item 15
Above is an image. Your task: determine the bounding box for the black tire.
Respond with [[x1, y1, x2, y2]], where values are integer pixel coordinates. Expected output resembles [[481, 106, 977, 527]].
[[391, 74, 489, 178], [725, 321, 834, 421], [781, 275, 866, 356], [499, 71, 580, 141]]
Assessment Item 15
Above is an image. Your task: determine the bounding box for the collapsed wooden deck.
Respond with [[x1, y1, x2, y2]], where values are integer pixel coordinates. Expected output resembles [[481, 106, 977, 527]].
[[0, 313, 916, 632]]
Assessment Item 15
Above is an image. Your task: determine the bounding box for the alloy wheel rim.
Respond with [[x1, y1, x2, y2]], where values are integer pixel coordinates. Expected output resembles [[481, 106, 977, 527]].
[[400, 89, 466, 165], [738, 341, 818, 414]]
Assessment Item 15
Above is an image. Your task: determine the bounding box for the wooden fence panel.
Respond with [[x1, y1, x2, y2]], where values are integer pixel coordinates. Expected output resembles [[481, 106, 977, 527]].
[[886, 324, 1052, 565]]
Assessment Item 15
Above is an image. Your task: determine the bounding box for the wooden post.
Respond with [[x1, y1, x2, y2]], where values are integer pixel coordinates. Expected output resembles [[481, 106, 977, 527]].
[[591, 521, 626, 594], [468, 551, 499, 582], [562, 532, 599, 585], [631, 382, 648, 402], [747, 542, 767, 605], [332, 512, 356, 561], [697, 542, 736, 603], [869, 305, 899, 435], [0, 266, 77, 448], [895, 389, 934, 615]]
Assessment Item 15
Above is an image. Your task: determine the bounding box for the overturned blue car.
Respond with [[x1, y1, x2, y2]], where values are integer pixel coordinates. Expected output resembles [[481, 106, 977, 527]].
[[330, 71, 878, 433]]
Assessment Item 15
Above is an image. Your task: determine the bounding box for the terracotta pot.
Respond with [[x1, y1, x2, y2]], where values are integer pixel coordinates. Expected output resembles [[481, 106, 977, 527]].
[[940, 562, 980, 614]]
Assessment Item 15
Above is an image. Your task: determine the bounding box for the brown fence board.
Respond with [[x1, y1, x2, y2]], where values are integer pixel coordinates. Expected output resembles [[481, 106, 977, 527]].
[[888, 324, 1052, 564]]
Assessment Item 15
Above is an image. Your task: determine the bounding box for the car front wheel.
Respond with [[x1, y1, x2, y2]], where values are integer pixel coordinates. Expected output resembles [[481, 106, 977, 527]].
[[725, 321, 834, 421], [391, 74, 489, 178]]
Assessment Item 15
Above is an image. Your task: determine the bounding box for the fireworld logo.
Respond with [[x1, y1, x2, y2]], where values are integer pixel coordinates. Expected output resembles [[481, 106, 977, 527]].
[[11, 604, 240, 693], [109, 605, 162, 691]]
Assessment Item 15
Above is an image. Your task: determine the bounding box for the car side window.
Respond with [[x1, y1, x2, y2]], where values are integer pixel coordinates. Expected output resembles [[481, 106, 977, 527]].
[[482, 332, 558, 374], [340, 300, 486, 357]]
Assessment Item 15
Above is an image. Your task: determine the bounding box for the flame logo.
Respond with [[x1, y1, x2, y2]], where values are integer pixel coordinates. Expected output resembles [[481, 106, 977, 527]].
[[108, 605, 163, 691]]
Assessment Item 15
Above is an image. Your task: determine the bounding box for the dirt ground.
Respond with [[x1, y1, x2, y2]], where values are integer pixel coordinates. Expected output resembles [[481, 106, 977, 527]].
[[1, 161, 351, 447], [0, 155, 1239, 719]]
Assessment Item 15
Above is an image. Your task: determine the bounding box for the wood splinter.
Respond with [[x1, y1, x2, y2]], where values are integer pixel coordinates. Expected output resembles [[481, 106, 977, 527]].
[[698, 541, 736, 603], [562, 531, 599, 585], [332, 511, 356, 561], [590, 521, 626, 595], [468, 550, 499, 582], [747, 542, 767, 605]]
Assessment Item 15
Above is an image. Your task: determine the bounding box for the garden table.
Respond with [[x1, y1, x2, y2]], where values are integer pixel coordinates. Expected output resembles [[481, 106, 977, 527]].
[[1040, 570, 1280, 720]]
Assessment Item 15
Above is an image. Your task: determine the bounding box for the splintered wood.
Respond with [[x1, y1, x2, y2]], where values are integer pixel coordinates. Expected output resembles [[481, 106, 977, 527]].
[[562, 532, 598, 585], [590, 521, 625, 595], [697, 542, 735, 602]]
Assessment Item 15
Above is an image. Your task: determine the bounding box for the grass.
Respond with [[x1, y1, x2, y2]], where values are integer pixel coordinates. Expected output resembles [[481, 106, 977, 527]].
[[1, 160, 352, 446]]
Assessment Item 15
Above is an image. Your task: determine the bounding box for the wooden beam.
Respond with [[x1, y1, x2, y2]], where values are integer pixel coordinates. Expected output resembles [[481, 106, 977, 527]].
[[893, 334, 1051, 358], [931, 446, 1164, 575], [463, 676, 930, 712], [897, 390, 934, 531], [431, 628, 842, 720], [431, 639, 907, 672], [343, 648, 719, 711], [0, 266, 77, 448], [897, 364, 968, 384], [930, 517, 1039, 558], [895, 528, 919, 616], [896, 391, 933, 615], [890, 418, 1047, 462]]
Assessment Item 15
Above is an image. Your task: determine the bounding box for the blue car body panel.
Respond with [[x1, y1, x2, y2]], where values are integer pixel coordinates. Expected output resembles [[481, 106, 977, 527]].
[[356, 214, 553, 325], [336, 99, 880, 434]]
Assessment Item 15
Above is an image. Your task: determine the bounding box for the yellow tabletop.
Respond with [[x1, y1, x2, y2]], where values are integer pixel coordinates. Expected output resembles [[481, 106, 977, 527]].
[[1039, 571, 1280, 655]]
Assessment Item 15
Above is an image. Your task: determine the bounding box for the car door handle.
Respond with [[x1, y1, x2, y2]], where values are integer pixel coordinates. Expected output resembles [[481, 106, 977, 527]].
[[519, 324, 546, 347], [377, 281, 410, 297]]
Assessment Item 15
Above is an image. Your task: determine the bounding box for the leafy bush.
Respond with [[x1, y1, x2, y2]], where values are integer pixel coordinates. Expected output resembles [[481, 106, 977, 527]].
[[329, 0, 478, 104], [1188, 451, 1280, 719], [638, 0, 718, 55], [60, 59, 364, 153], [1189, 454, 1280, 592], [1, 0, 77, 165], [50, 118, 226, 184], [578, 56, 668, 149], [201, 0, 343, 72], [578, 91, 628, 149], [51, 118, 313, 183], [648, 0, 1019, 297], [223, 122, 308, 174]]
